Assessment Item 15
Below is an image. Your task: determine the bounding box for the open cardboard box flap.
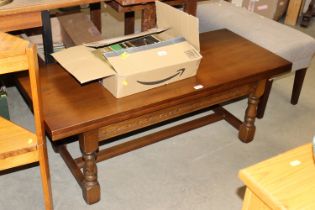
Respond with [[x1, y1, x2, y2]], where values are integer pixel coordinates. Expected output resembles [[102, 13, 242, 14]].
[[156, 1, 200, 51], [52, 45, 116, 83], [52, 1, 200, 84]]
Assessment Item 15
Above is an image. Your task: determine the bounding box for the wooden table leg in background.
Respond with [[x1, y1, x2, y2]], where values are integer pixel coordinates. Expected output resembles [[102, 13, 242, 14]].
[[79, 130, 101, 204], [125, 11, 135, 35], [90, 2, 102, 32], [183, 0, 197, 15], [301, 0, 315, 27], [239, 80, 266, 143]]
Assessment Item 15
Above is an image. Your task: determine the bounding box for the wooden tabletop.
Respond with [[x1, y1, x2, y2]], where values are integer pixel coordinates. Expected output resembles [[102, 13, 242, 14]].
[[17, 29, 291, 141], [0, 0, 101, 16], [114, 0, 189, 6]]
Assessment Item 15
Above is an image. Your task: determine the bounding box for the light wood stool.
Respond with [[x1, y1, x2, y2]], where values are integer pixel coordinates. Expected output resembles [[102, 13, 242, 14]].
[[239, 144, 315, 209], [0, 32, 53, 210]]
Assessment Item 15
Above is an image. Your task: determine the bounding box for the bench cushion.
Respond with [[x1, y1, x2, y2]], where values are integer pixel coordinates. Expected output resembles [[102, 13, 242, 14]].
[[197, 0, 315, 71]]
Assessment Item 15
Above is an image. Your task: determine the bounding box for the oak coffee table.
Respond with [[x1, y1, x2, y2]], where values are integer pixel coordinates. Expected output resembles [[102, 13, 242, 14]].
[[17, 29, 291, 205]]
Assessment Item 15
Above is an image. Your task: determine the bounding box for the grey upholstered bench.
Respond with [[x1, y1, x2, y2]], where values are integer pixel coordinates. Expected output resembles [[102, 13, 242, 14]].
[[197, 0, 315, 118]]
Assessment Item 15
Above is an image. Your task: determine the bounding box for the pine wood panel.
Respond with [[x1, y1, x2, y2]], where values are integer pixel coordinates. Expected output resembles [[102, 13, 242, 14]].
[[242, 188, 270, 210], [0, 32, 29, 58], [0, 55, 28, 74], [0, 31, 29, 76], [26, 42, 53, 210], [285, 0, 303, 25], [239, 144, 315, 210], [0, 117, 37, 159], [0, 12, 42, 32], [0, 0, 101, 16], [0, 150, 39, 170]]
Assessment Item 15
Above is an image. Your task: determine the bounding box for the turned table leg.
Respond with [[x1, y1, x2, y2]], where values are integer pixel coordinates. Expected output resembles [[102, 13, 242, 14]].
[[79, 130, 100, 204], [239, 80, 266, 143]]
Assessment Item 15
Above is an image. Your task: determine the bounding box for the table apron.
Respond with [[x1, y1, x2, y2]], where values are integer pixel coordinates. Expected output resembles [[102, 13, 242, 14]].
[[98, 82, 255, 142], [0, 12, 42, 32]]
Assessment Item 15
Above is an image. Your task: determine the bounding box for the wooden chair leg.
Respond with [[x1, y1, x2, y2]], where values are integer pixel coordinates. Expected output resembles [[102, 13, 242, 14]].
[[291, 68, 307, 105], [256, 80, 273, 119], [38, 145, 53, 210]]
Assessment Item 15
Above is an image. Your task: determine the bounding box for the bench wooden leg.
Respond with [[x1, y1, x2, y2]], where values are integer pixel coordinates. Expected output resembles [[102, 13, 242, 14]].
[[291, 68, 307, 105], [239, 80, 266, 143], [257, 80, 273, 119], [79, 130, 100, 204]]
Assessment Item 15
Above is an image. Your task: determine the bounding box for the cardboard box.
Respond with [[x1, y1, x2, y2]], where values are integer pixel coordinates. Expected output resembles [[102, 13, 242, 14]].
[[53, 2, 202, 98], [58, 13, 104, 48], [242, 0, 289, 20]]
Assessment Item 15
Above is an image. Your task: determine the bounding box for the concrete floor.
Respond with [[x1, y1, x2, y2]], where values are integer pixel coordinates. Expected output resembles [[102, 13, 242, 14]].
[[1, 2, 315, 210]]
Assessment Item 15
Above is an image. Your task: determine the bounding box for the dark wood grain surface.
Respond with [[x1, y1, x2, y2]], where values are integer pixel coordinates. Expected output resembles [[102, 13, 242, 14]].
[[17, 29, 291, 141]]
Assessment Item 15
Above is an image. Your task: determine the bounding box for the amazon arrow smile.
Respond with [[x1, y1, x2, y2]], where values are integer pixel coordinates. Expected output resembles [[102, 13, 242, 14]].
[[137, 69, 185, 86]]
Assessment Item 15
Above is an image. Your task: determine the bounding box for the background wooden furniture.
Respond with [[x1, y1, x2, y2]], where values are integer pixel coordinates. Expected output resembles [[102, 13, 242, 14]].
[[284, 0, 303, 25], [0, 32, 53, 209], [301, 0, 315, 27], [17, 29, 291, 205], [107, 0, 197, 34], [239, 143, 315, 209], [0, 0, 103, 63]]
